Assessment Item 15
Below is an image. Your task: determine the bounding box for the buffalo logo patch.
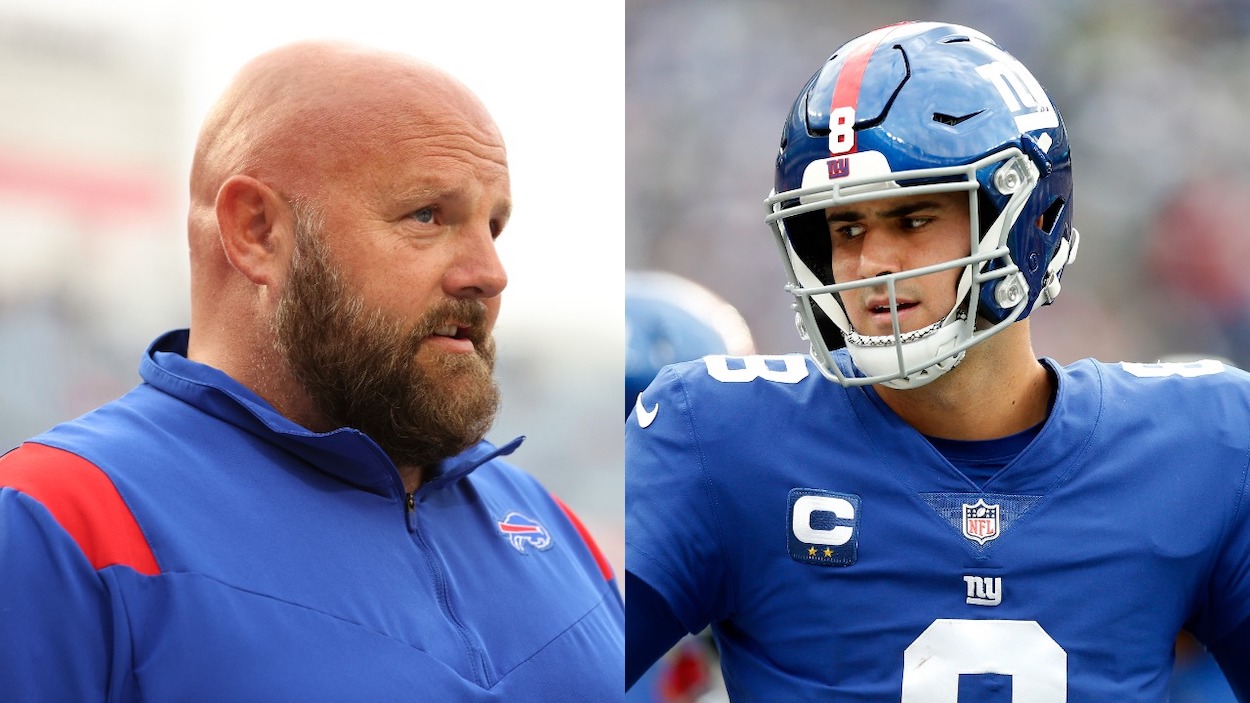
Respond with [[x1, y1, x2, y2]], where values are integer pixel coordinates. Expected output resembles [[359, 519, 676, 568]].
[[498, 512, 553, 554]]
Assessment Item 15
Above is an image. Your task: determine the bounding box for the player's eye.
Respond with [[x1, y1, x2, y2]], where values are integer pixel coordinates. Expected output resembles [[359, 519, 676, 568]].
[[834, 223, 865, 241], [410, 207, 436, 224]]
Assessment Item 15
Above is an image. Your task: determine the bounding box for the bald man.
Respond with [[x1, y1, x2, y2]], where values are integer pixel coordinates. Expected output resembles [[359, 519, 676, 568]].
[[0, 42, 623, 700]]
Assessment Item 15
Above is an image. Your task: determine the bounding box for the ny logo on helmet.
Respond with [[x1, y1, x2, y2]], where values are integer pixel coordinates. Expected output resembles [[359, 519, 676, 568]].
[[975, 56, 1058, 134], [827, 157, 850, 179]]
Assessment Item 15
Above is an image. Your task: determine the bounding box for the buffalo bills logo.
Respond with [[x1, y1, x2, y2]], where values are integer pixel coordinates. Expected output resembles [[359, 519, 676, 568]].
[[497, 512, 553, 554]]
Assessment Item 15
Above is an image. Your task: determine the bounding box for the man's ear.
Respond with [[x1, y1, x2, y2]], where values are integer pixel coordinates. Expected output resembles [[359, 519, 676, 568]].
[[215, 175, 293, 287]]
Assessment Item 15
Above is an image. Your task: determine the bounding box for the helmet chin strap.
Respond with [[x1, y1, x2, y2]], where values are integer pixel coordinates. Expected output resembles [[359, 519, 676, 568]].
[[843, 303, 971, 390], [1039, 228, 1080, 306], [843, 317, 947, 348]]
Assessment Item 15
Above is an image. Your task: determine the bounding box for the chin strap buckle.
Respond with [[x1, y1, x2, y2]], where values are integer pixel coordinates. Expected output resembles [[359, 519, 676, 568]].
[[1040, 228, 1080, 305]]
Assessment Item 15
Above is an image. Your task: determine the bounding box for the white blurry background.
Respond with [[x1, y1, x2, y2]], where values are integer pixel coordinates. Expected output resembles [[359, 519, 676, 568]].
[[0, 0, 624, 576]]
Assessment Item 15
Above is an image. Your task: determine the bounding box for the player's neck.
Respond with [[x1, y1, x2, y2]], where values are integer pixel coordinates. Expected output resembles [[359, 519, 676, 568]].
[[873, 322, 1052, 441]]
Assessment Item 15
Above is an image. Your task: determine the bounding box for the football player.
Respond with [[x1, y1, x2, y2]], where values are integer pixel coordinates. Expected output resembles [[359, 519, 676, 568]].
[[626, 20, 1250, 700], [626, 269, 756, 415], [626, 270, 753, 703]]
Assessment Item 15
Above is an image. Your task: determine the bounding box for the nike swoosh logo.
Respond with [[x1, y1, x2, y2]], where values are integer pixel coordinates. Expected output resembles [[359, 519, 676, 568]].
[[635, 393, 659, 429]]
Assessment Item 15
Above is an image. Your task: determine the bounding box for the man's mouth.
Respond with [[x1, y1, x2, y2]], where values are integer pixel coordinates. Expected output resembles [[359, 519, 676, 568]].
[[868, 300, 919, 316], [433, 324, 465, 339], [426, 323, 482, 354]]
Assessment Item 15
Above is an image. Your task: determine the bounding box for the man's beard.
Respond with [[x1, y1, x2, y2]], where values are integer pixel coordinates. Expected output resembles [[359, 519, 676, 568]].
[[272, 209, 500, 470]]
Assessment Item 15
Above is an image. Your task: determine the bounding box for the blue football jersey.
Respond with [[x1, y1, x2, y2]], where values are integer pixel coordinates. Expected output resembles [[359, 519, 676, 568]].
[[626, 351, 1250, 701]]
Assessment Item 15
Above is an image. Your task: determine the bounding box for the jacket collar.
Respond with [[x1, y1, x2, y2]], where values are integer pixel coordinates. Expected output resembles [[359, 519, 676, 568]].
[[139, 330, 521, 498]]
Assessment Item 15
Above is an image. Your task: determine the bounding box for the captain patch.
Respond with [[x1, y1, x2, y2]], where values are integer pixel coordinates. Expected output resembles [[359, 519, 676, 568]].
[[788, 488, 860, 566]]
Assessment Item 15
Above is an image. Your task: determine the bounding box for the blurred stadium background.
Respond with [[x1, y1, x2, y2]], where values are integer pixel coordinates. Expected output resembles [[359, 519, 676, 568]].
[[628, 0, 1245, 700], [0, 0, 624, 580], [628, 0, 1250, 369]]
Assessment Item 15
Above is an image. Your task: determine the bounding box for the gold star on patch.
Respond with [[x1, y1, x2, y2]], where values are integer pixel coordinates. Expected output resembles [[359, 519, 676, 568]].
[[807, 546, 817, 556], [823, 548, 833, 558]]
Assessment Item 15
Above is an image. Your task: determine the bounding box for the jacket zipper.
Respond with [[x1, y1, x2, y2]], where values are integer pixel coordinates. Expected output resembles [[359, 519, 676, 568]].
[[405, 493, 489, 685]]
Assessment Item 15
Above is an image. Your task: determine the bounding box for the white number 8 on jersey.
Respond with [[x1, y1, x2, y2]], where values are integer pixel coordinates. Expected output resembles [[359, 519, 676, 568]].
[[704, 355, 809, 384], [902, 619, 1066, 702]]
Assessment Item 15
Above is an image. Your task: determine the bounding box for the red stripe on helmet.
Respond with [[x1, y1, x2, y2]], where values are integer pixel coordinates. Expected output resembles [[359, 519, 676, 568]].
[[0, 442, 161, 575], [828, 23, 907, 154]]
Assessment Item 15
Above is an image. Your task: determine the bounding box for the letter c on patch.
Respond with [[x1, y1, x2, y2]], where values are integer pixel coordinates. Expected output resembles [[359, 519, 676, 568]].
[[791, 494, 855, 546]]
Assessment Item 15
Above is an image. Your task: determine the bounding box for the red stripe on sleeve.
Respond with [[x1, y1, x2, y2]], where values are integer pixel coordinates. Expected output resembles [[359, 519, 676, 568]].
[[552, 494, 614, 582], [828, 23, 905, 154], [0, 443, 160, 575]]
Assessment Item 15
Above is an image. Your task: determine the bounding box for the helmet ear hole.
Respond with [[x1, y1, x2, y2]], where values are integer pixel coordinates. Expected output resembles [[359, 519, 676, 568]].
[[976, 190, 999, 239], [786, 210, 834, 284], [1039, 197, 1066, 234]]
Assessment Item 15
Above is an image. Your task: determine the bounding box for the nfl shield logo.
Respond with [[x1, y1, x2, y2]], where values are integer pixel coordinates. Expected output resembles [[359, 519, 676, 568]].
[[962, 499, 1000, 545]]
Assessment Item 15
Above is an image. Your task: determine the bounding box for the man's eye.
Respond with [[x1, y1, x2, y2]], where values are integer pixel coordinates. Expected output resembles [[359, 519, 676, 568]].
[[411, 207, 436, 224], [836, 224, 865, 240], [903, 217, 930, 229]]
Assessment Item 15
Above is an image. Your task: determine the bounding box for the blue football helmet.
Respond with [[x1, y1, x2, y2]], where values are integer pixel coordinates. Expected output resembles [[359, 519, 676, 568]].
[[626, 270, 756, 415], [765, 21, 1078, 389]]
